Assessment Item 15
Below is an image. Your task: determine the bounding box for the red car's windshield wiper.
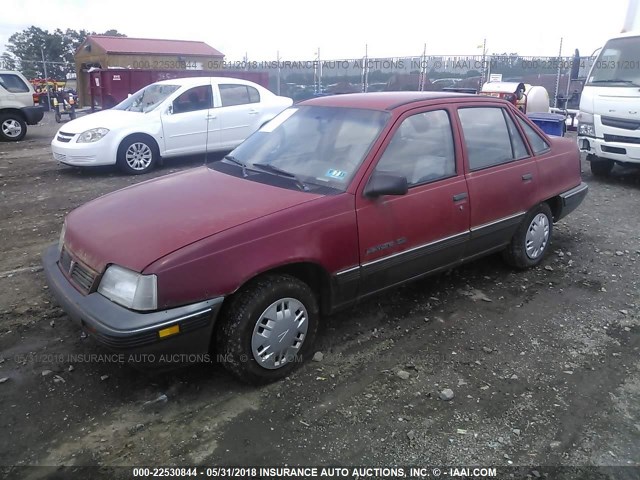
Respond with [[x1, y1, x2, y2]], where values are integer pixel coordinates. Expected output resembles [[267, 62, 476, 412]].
[[224, 155, 252, 177], [252, 162, 310, 191]]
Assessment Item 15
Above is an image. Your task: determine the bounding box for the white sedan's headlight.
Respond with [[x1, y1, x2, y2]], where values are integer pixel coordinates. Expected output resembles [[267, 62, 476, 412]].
[[77, 128, 109, 143], [98, 265, 157, 311]]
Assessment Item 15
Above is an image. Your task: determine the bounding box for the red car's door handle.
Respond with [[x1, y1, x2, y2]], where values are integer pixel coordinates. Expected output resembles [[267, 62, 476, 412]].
[[522, 173, 533, 181], [452, 192, 468, 201]]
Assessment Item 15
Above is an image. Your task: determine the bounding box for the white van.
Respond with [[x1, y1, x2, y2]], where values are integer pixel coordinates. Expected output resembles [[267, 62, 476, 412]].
[[577, 32, 640, 176], [0, 70, 45, 141]]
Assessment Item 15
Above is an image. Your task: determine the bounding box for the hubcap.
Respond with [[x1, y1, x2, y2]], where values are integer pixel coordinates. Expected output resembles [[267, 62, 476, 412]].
[[2, 119, 22, 138], [251, 297, 308, 370], [525, 213, 550, 259], [125, 142, 153, 170]]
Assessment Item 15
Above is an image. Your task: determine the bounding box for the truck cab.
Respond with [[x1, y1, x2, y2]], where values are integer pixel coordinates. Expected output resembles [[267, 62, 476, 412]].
[[578, 32, 640, 176]]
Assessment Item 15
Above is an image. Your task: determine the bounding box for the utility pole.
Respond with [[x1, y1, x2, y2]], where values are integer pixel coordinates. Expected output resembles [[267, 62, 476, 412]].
[[318, 48, 322, 94], [315, 48, 322, 95], [276, 50, 281, 96], [40, 46, 51, 108], [554, 37, 563, 108], [362, 44, 369, 92], [419, 43, 427, 91], [479, 38, 487, 87]]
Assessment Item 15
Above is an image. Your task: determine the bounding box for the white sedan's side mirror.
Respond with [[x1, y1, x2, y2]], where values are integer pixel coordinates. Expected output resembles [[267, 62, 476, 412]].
[[166, 104, 173, 115]]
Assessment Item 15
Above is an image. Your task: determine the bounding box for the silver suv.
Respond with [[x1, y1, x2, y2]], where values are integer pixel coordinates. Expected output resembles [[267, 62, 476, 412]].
[[0, 70, 45, 141]]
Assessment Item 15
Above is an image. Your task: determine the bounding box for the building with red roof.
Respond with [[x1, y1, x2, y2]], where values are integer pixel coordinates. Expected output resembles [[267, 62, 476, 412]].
[[74, 36, 224, 106]]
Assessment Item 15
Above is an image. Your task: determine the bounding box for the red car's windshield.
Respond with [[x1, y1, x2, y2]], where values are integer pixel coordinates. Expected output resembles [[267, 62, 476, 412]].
[[222, 105, 389, 192]]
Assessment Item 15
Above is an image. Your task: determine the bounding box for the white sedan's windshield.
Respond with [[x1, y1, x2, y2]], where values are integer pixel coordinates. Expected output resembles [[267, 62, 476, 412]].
[[227, 105, 389, 192], [113, 84, 180, 112]]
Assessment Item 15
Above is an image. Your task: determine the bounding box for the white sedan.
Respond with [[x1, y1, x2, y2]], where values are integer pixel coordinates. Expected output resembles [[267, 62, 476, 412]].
[[51, 77, 293, 174]]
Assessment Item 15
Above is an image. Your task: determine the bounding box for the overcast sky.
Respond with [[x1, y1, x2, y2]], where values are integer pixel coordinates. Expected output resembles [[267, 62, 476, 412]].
[[0, 0, 631, 61]]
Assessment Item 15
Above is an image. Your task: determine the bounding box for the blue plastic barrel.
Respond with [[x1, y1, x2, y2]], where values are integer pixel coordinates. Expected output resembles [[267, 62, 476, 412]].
[[526, 112, 565, 137]]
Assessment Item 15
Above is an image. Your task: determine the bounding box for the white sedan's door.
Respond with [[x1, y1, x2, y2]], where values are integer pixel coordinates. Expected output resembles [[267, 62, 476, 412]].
[[215, 83, 262, 149], [161, 84, 219, 157]]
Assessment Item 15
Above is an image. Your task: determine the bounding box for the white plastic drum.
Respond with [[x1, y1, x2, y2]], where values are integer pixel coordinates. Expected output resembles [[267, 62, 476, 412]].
[[524, 86, 550, 113]]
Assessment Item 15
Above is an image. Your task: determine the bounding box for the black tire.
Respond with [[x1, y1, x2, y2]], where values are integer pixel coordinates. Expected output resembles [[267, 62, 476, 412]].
[[590, 157, 614, 177], [0, 113, 27, 142], [502, 203, 553, 269], [216, 274, 319, 385], [116, 135, 159, 175]]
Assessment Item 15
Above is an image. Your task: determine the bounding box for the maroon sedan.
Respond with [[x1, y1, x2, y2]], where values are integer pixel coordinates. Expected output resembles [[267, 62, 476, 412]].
[[43, 92, 587, 384]]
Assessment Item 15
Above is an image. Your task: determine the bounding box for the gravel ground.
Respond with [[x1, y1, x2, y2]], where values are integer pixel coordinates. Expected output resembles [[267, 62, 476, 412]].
[[0, 112, 638, 479]]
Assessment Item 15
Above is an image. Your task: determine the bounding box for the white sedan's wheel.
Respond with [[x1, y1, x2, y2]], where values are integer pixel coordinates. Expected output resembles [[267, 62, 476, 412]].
[[117, 135, 158, 175], [125, 142, 154, 171]]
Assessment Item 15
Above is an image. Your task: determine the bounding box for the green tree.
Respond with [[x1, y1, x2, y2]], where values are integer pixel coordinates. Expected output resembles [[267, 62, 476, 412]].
[[1, 52, 17, 70], [5, 26, 126, 79], [101, 29, 127, 37]]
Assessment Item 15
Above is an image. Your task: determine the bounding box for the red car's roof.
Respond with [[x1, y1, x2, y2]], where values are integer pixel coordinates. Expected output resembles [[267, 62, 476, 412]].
[[299, 91, 501, 111]]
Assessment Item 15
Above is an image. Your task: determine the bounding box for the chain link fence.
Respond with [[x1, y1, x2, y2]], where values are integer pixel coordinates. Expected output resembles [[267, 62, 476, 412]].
[[222, 54, 595, 108]]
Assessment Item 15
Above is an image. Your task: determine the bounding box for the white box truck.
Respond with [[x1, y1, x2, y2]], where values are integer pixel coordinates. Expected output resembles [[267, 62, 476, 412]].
[[578, 31, 640, 176]]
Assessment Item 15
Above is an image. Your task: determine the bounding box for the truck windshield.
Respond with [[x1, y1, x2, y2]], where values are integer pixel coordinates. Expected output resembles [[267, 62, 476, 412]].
[[113, 84, 180, 113], [219, 105, 389, 192], [587, 36, 640, 86]]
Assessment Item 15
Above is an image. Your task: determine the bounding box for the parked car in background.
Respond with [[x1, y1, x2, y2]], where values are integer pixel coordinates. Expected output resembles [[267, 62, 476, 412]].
[[0, 70, 45, 142], [50, 77, 292, 174], [43, 92, 587, 384], [431, 78, 461, 90]]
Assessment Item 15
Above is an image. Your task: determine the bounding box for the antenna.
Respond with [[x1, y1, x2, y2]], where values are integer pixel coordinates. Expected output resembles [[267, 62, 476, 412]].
[[204, 78, 212, 167]]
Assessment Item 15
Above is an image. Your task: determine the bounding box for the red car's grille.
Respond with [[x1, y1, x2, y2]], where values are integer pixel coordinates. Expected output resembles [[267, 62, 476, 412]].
[[59, 247, 98, 294]]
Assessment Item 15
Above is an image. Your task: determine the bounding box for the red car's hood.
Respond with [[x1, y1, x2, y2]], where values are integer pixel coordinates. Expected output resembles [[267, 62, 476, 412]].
[[64, 167, 323, 272]]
